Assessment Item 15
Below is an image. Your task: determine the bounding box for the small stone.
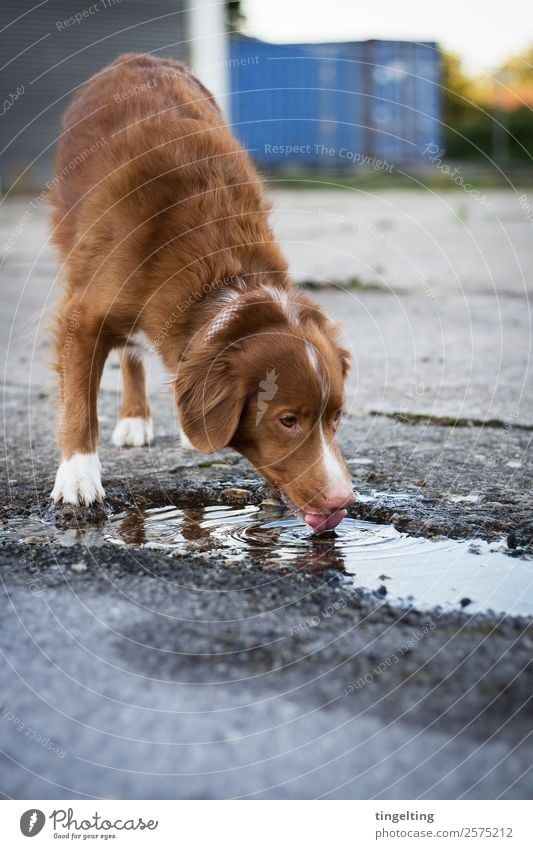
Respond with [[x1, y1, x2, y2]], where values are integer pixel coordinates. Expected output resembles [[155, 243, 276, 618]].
[[70, 562, 87, 574], [222, 488, 250, 502]]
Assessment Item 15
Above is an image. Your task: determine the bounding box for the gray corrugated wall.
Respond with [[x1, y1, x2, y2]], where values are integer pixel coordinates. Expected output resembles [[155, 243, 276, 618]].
[[1, 0, 188, 191]]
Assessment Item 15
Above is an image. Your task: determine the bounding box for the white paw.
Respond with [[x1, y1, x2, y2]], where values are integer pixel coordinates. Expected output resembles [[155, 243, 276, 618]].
[[180, 430, 198, 451], [111, 417, 153, 447], [51, 453, 104, 506]]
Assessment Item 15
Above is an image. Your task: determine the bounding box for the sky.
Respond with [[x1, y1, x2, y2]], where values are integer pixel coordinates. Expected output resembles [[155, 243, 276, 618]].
[[243, 0, 533, 75]]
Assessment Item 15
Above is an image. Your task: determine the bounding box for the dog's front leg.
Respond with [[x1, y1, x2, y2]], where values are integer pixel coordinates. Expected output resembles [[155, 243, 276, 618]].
[[51, 313, 108, 506]]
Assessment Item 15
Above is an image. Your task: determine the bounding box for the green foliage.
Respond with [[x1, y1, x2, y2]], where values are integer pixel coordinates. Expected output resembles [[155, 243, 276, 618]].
[[507, 107, 533, 160], [499, 46, 533, 86], [441, 51, 481, 127], [441, 48, 533, 162], [445, 108, 493, 160], [226, 1, 245, 34]]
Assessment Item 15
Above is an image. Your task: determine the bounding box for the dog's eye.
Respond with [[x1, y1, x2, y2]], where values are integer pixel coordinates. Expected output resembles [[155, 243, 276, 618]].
[[279, 414, 298, 429]]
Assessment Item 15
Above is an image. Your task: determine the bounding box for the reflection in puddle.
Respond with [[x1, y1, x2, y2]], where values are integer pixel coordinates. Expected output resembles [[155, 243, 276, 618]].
[[3, 503, 532, 616], [110, 504, 347, 574], [355, 489, 414, 506]]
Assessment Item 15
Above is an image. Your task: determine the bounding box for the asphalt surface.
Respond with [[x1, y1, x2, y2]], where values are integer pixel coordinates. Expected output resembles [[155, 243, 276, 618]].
[[0, 188, 532, 799]]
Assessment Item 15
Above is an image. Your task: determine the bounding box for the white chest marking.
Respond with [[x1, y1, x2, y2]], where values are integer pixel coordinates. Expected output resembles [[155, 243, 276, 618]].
[[126, 331, 155, 359]]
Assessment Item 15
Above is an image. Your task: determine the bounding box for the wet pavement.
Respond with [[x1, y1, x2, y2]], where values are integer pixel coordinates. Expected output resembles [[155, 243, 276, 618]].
[[0, 188, 532, 799]]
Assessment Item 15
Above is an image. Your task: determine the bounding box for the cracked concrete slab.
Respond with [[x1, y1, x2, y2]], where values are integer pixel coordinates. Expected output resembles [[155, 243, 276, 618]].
[[0, 189, 531, 800]]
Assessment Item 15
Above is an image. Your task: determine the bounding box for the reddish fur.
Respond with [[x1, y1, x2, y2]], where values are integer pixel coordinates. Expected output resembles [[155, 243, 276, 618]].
[[50, 53, 353, 519]]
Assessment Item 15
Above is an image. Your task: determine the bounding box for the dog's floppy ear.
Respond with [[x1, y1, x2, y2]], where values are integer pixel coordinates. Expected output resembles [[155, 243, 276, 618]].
[[176, 349, 247, 452]]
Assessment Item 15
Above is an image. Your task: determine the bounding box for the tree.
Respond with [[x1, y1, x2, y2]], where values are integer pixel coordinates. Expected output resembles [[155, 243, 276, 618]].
[[440, 48, 533, 162], [440, 51, 491, 159], [499, 45, 533, 88], [226, 1, 245, 34], [441, 51, 485, 127]]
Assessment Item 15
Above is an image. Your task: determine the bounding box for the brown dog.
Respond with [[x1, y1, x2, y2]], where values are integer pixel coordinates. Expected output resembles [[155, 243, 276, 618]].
[[50, 53, 354, 532]]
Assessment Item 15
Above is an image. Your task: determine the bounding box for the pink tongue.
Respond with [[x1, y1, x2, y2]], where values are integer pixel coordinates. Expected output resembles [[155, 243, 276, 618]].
[[304, 509, 347, 533]]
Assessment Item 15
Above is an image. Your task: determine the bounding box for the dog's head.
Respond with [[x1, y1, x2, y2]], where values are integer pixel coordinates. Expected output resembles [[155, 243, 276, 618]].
[[176, 288, 354, 532]]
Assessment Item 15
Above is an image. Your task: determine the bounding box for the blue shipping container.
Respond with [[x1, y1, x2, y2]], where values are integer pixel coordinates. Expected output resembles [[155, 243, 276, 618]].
[[229, 38, 441, 168]]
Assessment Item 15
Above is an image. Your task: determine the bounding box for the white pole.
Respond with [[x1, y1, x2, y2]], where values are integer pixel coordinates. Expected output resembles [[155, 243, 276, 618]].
[[188, 0, 230, 119]]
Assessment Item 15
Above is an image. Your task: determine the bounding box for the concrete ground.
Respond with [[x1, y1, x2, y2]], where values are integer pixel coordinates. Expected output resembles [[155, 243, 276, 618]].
[[0, 188, 532, 799]]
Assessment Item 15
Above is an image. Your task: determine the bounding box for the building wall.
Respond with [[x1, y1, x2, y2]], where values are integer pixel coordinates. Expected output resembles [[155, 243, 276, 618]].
[[1, 0, 188, 191], [1, 5, 442, 193]]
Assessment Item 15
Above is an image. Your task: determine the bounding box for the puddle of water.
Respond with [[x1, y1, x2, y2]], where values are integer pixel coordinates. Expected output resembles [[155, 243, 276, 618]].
[[3, 502, 532, 617]]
